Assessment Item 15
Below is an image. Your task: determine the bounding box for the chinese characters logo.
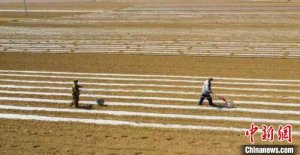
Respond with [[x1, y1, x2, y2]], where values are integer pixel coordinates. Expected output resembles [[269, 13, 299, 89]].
[[245, 123, 292, 144]]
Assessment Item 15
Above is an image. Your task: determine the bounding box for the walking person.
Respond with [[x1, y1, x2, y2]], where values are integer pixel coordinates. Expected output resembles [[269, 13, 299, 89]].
[[198, 77, 215, 106], [70, 80, 82, 108]]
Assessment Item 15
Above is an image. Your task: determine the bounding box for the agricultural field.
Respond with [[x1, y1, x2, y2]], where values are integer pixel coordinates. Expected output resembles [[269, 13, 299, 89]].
[[0, 0, 300, 154]]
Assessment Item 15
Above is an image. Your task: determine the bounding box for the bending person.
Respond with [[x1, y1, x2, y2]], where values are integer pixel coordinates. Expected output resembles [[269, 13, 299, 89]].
[[70, 80, 82, 108], [198, 77, 215, 106]]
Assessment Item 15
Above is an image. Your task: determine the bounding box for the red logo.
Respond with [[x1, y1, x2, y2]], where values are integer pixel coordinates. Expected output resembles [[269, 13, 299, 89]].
[[245, 123, 259, 144], [277, 124, 292, 143], [261, 125, 274, 142], [245, 123, 293, 144]]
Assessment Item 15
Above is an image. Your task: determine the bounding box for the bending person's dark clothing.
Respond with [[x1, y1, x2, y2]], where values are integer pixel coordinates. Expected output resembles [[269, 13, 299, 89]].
[[198, 78, 214, 105]]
